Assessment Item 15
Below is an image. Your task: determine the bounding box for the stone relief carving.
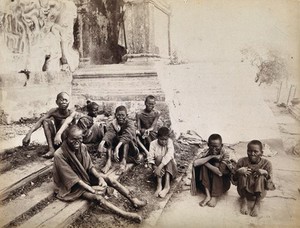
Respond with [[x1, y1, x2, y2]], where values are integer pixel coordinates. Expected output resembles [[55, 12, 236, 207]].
[[0, 0, 79, 72]]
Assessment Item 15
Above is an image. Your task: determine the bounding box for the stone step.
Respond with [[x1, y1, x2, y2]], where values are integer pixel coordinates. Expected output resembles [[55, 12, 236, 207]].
[[0, 160, 52, 201], [16, 164, 133, 228], [0, 182, 53, 227]]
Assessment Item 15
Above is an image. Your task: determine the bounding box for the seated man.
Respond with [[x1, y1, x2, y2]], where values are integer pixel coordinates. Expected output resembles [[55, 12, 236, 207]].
[[77, 116, 104, 144], [99, 106, 140, 174], [191, 134, 232, 207], [22, 92, 74, 158], [233, 140, 274, 217], [136, 95, 160, 156], [53, 125, 146, 223], [54, 100, 101, 145]]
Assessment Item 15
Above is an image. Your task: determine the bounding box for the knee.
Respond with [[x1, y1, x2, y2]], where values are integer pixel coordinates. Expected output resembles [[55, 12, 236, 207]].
[[42, 119, 52, 128]]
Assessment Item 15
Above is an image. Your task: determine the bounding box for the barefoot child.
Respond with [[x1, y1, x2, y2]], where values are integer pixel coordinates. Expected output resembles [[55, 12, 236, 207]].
[[191, 134, 232, 207], [98, 106, 140, 174], [136, 95, 160, 156], [53, 125, 146, 223], [233, 140, 274, 217], [22, 92, 74, 158], [148, 127, 178, 198]]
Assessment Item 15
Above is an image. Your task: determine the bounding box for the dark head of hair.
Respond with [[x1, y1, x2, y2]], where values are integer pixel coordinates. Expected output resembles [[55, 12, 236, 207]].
[[247, 140, 263, 151], [86, 100, 99, 111], [157, 127, 170, 138], [145, 95, 156, 103], [56, 92, 69, 100], [115, 105, 127, 114], [208, 134, 222, 145], [77, 116, 94, 130], [66, 124, 83, 138]]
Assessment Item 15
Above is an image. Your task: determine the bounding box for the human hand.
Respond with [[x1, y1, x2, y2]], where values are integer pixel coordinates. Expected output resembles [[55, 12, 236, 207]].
[[98, 177, 107, 188], [238, 167, 252, 176], [22, 135, 31, 147], [88, 185, 96, 194], [254, 169, 268, 177], [54, 134, 62, 145], [212, 154, 222, 160]]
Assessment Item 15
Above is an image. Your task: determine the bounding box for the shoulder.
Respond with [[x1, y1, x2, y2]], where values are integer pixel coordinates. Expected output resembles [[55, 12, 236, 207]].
[[261, 158, 272, 166], [237, 157, 248, 164], [48, 108, 59, 115], [153, 109, 160, 116], [150, 139, 159, 146]]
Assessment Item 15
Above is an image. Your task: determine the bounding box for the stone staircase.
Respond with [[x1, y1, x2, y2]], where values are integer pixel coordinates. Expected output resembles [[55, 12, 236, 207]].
[[72, 64, 166, 117]]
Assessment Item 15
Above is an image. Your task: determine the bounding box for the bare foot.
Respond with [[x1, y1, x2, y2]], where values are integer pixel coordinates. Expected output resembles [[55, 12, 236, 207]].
[[159, 187, 170, 198], [250, 205, 259, 217], [207, 197, 217, 207], [131, 214, 142, 223], [116, 164, 126, 175], [101, 160, 112, 174], [240, 198, 248, 215], [131, 198, 147, 208], [154, 186, 162, 197], [42, 149, 55, 159], [199, 196, 211, 207]]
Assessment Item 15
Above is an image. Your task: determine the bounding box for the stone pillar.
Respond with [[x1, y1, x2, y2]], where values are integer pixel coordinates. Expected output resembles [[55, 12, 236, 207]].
[[75, 0, 91, 67], [123, 0, 171, 64]]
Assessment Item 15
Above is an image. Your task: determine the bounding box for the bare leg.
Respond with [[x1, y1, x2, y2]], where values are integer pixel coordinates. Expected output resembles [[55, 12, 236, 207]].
[[104, 176, 147, 208], [159, 172, 171, 198], [199, 187, 211, 207], [155, 176, 163, 197], [101, 148, 112, 174], [137, 137, 149, 157], [116, 144, 128, 175], [82, 192, 142, 223], [240, 189, 249, 215], [250, 193, 261, 217], [42, 119, 56, 158]]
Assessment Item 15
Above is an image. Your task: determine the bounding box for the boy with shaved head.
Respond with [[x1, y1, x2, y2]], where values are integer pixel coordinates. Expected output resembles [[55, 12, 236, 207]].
[[22, 92, 74, 158], [234, 140, 274, 217]]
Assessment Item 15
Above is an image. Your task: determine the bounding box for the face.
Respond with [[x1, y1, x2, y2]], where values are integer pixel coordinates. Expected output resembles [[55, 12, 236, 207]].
[[158, 135, 168, 147], [88, 105, 99, 118], [115, 110, 127, 125], [66, 129, 83, 151], [209, 139, 222, 155], [56, 93, 69, 110], [247, 144, 262, 164], [145, 98, 155, 112]]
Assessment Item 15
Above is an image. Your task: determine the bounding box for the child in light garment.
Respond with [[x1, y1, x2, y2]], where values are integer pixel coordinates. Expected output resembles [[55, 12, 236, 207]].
[[148, 127, 178, 198]]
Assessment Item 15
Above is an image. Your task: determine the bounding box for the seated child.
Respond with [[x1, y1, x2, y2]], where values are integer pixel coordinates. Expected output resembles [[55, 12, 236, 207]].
[[53, 125, 146, 223], [77, 116, 104, 144], [233, 140, 274, 217], [136, 95, 160, 156], [22, 92, 74, 158], [98, 106, 140, 175], [191, 134, 232, 207], [54, 100, 100, 145], [148, 127, 178, 198]]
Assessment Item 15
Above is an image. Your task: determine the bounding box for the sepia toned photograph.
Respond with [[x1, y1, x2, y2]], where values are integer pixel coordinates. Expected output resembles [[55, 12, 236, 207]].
[[0, 0, 299, 227]]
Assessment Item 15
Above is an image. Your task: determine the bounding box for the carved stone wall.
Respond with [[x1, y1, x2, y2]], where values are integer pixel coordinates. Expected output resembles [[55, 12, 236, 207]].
[[0, 0, 79, 72]]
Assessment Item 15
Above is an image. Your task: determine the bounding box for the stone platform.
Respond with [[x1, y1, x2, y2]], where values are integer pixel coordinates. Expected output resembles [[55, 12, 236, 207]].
[[72, 64, 167, 118], [0, 64, 167, 123]]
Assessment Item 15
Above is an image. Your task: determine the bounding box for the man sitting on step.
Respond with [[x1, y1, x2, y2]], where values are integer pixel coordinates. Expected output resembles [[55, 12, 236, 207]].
[[53, 125, 146, 223]]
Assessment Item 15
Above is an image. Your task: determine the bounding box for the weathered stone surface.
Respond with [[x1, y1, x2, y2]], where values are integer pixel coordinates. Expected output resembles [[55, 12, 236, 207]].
[[0, 71, 72, 124]]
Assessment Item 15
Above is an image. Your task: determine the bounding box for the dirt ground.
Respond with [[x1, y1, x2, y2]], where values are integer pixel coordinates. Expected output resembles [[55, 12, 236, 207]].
[[69, 143, 199, 228]]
